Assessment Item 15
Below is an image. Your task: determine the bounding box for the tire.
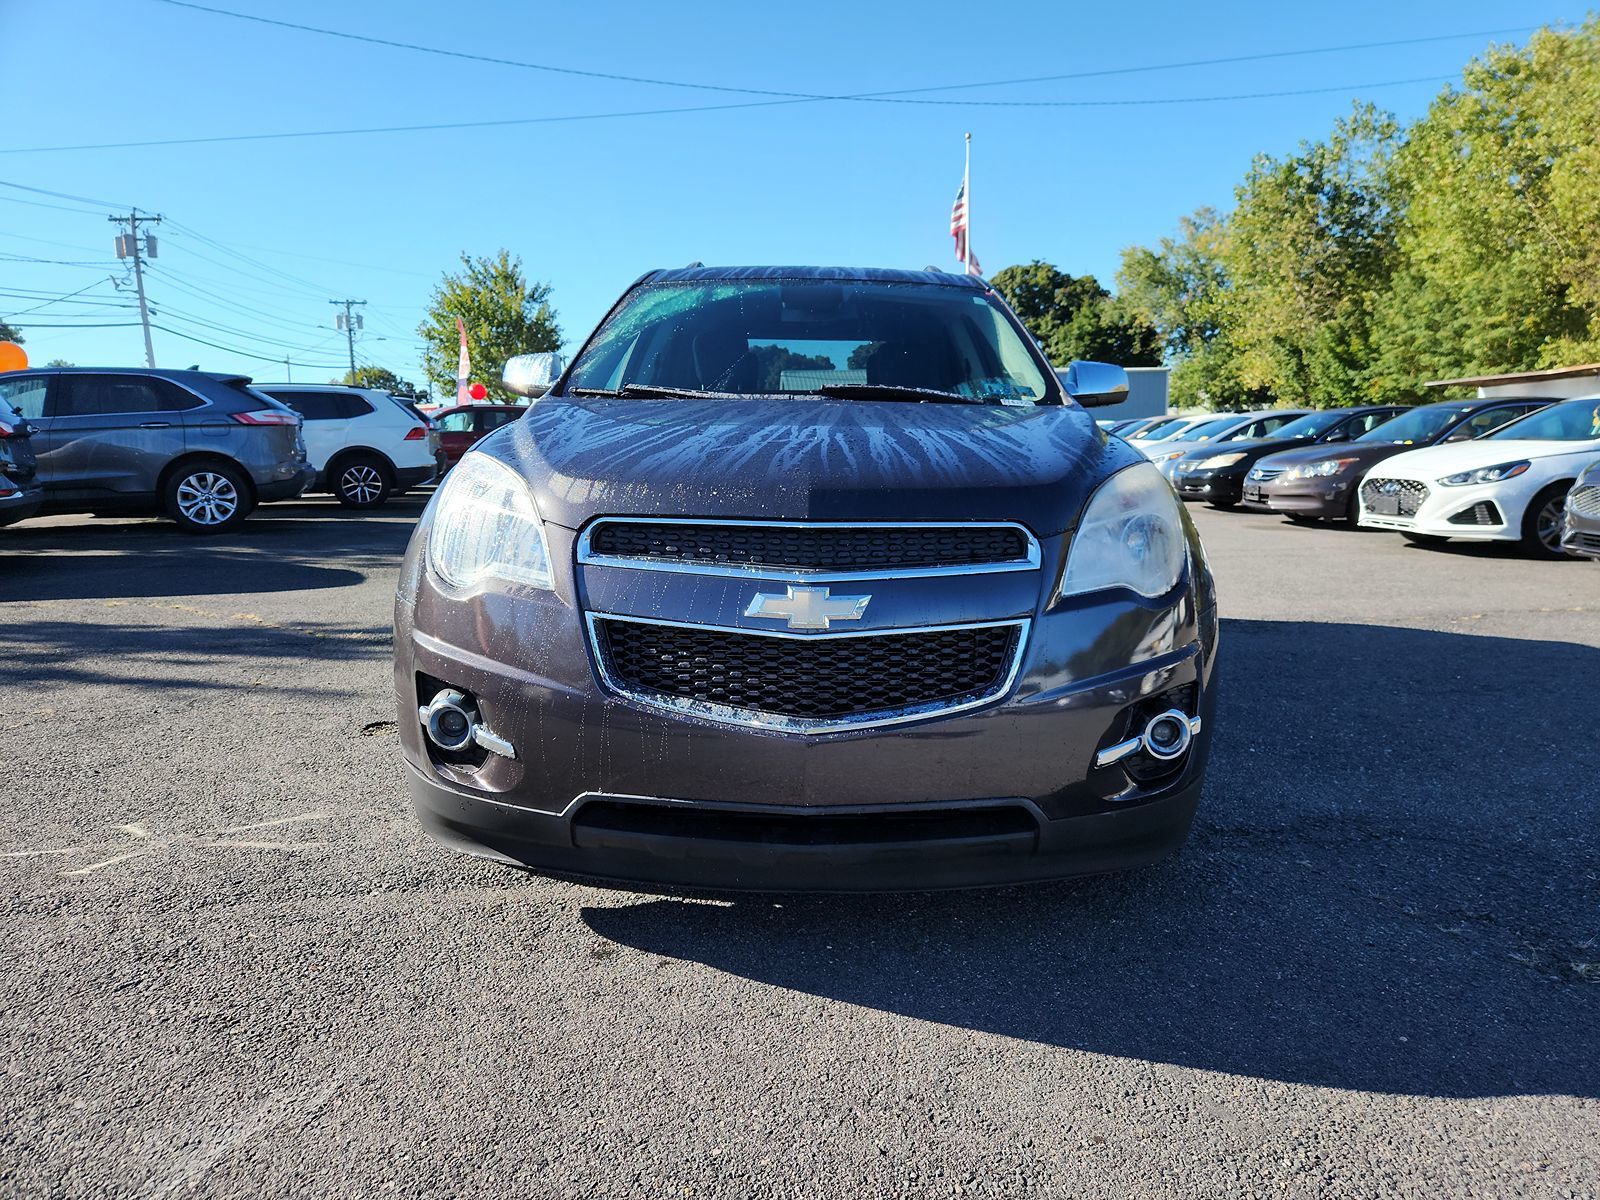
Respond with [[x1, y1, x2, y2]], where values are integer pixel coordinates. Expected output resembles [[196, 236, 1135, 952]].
[[164, 461, 252, 534], [1402, 532, 1447, 546], [332, 454, 392, 509], [1520, 484, 1573, 560]]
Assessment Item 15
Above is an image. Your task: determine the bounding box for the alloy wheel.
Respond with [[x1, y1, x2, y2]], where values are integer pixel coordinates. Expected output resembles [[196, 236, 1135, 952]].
[[1536, 496, 1566, 552], [341, 464, 384, 505], [175, 472, 239, 526]]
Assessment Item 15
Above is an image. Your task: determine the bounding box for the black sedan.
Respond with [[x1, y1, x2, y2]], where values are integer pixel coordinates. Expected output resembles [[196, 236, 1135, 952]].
[[1171, 406, 1408, 508]]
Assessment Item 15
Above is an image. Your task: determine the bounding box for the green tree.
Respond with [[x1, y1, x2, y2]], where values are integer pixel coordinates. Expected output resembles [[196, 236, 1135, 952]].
[[989, 261, 1161, 368], [1224, 104, 1402, 407], [334, 365, 424, 398], [1117, 207, 1266, 410], [45, 358, 74, 367], [418, 250, 561, 402], [0, 321, 22, 345], [1368, 20, 1600, 390]]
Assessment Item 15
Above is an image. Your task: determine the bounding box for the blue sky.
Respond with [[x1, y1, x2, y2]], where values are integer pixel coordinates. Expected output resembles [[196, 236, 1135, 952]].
[[0, 0, 1588, 391]]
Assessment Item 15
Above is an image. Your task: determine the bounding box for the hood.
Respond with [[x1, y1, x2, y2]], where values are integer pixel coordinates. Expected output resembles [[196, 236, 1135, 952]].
[[1181, 435, 1315, 465], [1254, 441, 1406, 472], [481, 396, 1132, 536], [1378, 438, 1600, 481]]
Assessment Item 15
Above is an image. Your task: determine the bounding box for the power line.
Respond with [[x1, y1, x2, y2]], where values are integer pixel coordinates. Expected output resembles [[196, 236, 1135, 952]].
[[0, 193, 107, 217], [147, 0, 1532, 104], [0, 75, 1457, 156], [0, 178, 135, 209], [148, 322, 350, 369]]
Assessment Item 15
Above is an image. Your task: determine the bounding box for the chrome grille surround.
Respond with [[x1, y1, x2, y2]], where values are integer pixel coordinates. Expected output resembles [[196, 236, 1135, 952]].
[[1247, 466, 1284, 483], [586, 614, 1031, 735], [577, 519, 1041, 733], [577, 517, 1040, 580]]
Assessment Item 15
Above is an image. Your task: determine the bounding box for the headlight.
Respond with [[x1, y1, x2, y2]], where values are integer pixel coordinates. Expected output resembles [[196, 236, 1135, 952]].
[[1437, 460, 1530, 487], [427, 452, 553, 591], [1148, 449, 1187, 464], [1057, 463, 1187, 601], [1287, 457, 1359, 480], [1197, 451, 1246, 469]]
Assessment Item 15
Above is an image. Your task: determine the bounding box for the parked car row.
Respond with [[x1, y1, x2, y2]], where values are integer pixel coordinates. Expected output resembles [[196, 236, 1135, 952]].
[[1107, 396, 1600, 560], [0, 367, 524, 533]]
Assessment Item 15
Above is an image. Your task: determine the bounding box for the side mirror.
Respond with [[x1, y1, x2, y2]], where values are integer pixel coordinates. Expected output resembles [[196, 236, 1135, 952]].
[[1321, 428, 1349, 443], [1443, 426, 1477, 442], [502, 352, 564, 398], [1060, 360, 1130, 408]]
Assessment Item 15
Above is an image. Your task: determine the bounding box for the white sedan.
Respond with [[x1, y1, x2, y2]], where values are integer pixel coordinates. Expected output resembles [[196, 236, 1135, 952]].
[[1357, 396, 1600, 558]]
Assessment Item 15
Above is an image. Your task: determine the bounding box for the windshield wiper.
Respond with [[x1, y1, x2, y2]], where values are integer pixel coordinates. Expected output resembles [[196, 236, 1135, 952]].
[[806, 384, 990, 405], [566, 384, 750, 400]]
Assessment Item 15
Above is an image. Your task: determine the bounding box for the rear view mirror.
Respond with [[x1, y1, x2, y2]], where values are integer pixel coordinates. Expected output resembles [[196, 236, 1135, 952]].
[[503, 352, 565, 398], [1061, 360, 1130, 408]]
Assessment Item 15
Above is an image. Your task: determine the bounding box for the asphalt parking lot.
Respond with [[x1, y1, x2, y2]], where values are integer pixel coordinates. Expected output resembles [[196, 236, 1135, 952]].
[[2, 499, 1597, 1199]]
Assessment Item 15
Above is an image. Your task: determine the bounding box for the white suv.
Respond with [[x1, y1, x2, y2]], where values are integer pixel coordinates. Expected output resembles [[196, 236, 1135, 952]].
[[256, 385, 438, 508]]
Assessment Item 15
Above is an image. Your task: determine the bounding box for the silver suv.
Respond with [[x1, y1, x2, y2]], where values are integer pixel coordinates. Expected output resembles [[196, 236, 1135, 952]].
[[0, 368, 311, 533]]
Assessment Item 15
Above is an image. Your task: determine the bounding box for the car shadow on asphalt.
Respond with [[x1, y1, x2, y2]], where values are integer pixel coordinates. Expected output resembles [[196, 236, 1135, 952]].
[[582, 618, 1600, 1099], [0, 505, 421, 602]]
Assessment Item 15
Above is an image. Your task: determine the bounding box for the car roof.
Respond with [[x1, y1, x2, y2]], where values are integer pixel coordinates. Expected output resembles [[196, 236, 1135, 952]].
[[641, 265, 987, 289], [10, 366, 252, 384]]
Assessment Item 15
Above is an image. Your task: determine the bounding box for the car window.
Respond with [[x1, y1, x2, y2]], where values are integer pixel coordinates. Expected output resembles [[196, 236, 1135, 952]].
[[271, 391, 343, 421], [1335, 410, 1399, 438], [478, 408, 520, 431], [0, 376, 50, 420], [339, 395, 375, 419], [1356, 404, 1463, 444], [1486, 399, 1600, 442], [436, 411, 473, 433], [1131, 417, 1186, 439], [53, 374, 192, 417], [1461, 405, 1539, 437]]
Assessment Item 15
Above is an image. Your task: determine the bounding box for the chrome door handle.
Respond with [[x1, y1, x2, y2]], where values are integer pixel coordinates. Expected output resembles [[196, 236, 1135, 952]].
[[139, 421, 172, 428]]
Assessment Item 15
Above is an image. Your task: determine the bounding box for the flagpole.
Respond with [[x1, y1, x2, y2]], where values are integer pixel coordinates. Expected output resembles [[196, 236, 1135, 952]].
[[962, 132, 972, 275]]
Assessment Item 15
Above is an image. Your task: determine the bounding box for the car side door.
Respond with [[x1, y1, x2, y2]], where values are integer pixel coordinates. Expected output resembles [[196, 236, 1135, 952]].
[[34, 373, 192, 500]]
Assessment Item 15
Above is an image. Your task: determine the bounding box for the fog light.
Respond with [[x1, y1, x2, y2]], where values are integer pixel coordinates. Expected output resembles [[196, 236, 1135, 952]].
[[1141, 710, 1192, 760], [418, 687, 517, 760]]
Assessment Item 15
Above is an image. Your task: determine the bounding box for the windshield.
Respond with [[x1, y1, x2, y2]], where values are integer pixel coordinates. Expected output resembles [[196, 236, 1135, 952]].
[[1132, 416, 1191, 440], [563, 279, 1054, 405], [1487, 398, 1600, 441], [1356, 404, 1463, 444], [1270, 410, 1350, 440]]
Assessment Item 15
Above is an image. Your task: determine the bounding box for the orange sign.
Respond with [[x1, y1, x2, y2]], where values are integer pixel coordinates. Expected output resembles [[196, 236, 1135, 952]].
[[0, 342, 27, 372]]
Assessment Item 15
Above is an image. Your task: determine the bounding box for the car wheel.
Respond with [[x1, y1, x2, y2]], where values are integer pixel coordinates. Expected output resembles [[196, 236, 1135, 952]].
[[333, 455, 392, 509], [1520, 484, 1572, 560], [1401, 532, 1447, 547], [164, 463, 252, 534]]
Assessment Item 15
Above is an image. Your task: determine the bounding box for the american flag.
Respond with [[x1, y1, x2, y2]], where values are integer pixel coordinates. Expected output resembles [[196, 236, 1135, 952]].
[[950, 179, 981, 276]]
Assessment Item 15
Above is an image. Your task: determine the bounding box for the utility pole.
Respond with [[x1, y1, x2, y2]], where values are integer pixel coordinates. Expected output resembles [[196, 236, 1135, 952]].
[[283, 356, 293, 382], [111, 210, 162, 367], [330, 299, 366, 383]]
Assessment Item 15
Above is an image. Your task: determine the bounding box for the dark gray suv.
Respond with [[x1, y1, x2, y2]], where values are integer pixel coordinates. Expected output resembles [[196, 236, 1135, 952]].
[[396, 266, 1218, 892], [0, 368, 311, 533]]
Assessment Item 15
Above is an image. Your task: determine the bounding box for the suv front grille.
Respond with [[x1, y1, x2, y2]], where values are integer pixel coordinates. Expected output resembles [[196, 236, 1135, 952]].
[[1361, 478, 1429, 518], [582, 519, 1035, 575], [590, 616, 1025, 732]]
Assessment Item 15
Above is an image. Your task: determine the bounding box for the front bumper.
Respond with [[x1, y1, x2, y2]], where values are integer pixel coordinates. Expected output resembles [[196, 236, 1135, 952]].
[[1172, 466, 1245, 504], [394, 463, 437, 491], [1358, 477, 1526, 542], [1247, 476, 1356, 518], [1563, 508, 1600, 558], [394, 526, 1219, 892]]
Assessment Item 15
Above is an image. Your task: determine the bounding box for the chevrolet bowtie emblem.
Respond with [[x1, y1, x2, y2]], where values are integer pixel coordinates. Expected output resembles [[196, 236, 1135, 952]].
[[745, 585, 871, 630]]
